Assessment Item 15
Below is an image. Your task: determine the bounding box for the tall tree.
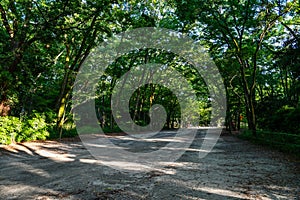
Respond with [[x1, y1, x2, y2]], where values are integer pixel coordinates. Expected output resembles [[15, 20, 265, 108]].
[[53, 0, 114, 136], [174, 0, 297, 135]]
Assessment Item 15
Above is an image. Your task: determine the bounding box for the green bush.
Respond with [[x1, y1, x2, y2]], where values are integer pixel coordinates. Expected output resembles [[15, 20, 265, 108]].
[[15, 112, 49, 142], [238, 130, 300, 156], [0, 112, 50, 144], [0, 116, 22, 144], [258, 105, 300, 135], [102, 125, 122, 133]]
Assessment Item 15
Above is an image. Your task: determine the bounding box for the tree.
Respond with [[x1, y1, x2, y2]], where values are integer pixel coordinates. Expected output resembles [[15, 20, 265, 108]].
[[174, 0, 297, 135], [0, 0, 57, 116], [53, 0, 115, 137]]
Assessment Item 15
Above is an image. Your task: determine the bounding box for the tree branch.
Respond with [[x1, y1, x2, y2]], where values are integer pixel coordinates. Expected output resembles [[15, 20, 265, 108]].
[[0, 3, 13, 38], [281, 22, 300, 42]]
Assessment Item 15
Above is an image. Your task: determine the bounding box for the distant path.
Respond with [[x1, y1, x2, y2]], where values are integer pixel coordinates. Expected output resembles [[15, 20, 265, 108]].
[[0, 131, 299, 200]]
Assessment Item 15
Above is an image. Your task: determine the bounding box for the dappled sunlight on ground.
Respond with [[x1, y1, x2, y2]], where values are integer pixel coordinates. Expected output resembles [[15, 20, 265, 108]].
[[0, 130, 299, 199]]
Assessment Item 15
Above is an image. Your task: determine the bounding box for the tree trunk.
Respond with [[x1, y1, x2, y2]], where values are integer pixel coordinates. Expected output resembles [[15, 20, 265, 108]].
[[237, 99, 241, 131], [238, 57, 257, 136], [0, 96, 10, 117], [56, 88, 71, 139], [56, 66, 73, 139], [244, 93, 257, 136]]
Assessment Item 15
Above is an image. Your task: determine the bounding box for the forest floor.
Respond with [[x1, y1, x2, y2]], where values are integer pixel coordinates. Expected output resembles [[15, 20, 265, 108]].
[[0, 129, 299, 200]]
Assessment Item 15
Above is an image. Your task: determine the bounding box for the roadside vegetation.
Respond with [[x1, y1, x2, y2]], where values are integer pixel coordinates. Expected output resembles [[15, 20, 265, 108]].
[[0, 1, 299, 151]]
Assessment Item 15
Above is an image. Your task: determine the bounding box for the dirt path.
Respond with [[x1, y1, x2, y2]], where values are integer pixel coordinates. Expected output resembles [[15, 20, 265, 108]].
[[0, 130, 299, 200]]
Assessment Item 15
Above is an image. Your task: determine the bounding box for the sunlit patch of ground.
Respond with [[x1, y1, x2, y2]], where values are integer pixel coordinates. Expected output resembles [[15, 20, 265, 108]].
[[0, 130, 299, 199]]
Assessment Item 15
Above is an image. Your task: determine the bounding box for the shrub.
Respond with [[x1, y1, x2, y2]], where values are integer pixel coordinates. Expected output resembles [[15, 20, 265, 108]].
[[238, 130, 300, 156], [258, 105, 300, 135], [102, 125, 122, 133], [0, 112, 50, 144], [15, 112, 49, 142], [0, 116, 22, 144]]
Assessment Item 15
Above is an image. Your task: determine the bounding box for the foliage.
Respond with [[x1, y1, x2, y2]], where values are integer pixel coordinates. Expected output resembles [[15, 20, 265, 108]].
[[258, 105, 300, 134], [174, 0, 299, 135], [16, 114, 48, 142], [238, 130, 300, 157], [95, 48, 209, 130], [0, 0, 299, 143], [0, 111, 56, 144], [0, 116, 22, 144]]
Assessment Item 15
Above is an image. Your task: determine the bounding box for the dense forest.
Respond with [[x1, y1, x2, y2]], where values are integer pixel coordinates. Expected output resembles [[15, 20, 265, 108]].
[[0, 0, 299, 150]]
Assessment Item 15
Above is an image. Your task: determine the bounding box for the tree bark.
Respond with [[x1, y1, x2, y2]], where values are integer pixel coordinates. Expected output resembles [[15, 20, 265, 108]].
[[56, 69, 73, 139]]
